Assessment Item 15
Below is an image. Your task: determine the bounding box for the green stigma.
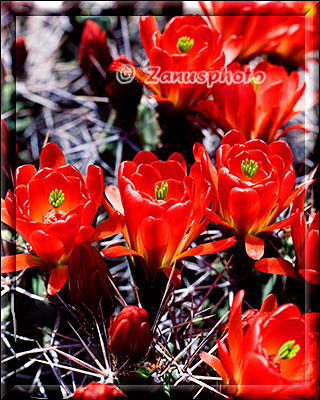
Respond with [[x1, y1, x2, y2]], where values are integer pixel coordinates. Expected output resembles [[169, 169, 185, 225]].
[[177, 36, 194, 53], [49, 189, 65, 208], [278, 340, 300, 360], [241, 159, 258, 178], [250, 77, 259, 91], [155, 182, 168, 201]]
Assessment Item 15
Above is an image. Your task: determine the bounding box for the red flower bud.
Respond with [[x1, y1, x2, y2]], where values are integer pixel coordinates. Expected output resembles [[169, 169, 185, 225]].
[[105, 56, 143, 130], [79, 20, 112, 94], [68, 243, 114, 314], [10, 36, 28, 78], [108, 305, 152, 359], [73, 382, 127, 399]]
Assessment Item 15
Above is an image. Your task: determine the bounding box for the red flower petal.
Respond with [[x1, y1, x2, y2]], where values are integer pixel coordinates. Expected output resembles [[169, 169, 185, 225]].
[[90, 212, 124, 244], [259, 293, 278, 314], [205, 208, 233, 229], [30, 230, 64, 266], [161, 266, 182, 287], [261, 212, 298, 232], [102, 245, 143, 259], [134, 321, 152, 356], [299, 269, 319, 285], [1, 254, 46, 273], [303, 228, 319, 272], [245, 235, 265, 260], [14, 164, 37, 186], [221, 129, 247, 146], [1, 197, 15, 229], [269, 303, 301, 320], [168, 152, 187, 174], [85, 165, 103, 213], [217, 339, 237, 387], [104, 185, 124, 214], [200, 352, 228, 382], [176, 236, 236, 260], [223, 34, 243, 65], [228, 290, 245, 363], [138, 216, 169, 278], [47, 264, 68, 295], [75, 225, 94, 244], [302, 313, 319, 334], [255, 258, 299, 279], [139, 16, 160, 56], [229, 188, 261, 237], [132, 150, 159, 166], [109, 318, 130, 354], [39, 142, 66, 169]]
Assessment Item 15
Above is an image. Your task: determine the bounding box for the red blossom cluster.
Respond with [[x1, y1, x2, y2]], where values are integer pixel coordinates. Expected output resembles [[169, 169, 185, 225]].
[[1, 5, 319, 399]]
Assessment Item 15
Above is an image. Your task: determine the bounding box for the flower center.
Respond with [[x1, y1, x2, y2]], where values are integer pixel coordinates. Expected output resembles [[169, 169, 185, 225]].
[[241, 159, 258, 178], [155, 182, 168, 200], [43, 208, 66, 224], [49, 189, 65, 208], [177, 36, 194, 53], [273, 340, 300, 364]]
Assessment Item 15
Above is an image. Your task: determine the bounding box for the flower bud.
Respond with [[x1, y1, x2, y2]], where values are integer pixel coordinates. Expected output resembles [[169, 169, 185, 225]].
[[108, 305, 152, 359], [105, 56, 142, 131], [68, 243, 114, 314], [73, 382, 127, 399], [79, 20, 112, 94], [10, 37, 28, 78]]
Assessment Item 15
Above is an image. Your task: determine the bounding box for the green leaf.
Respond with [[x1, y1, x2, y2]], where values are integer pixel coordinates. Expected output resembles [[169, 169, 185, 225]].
[[136, 367, 153, 380], [16, 117, 33, 133], [2, 82, 15, 114], [31, 274, 47, 299], [75, 16, 112, 32], [262, 274, 277, 301], [1, 295, 11, 322], [136, 104, 160, 151]]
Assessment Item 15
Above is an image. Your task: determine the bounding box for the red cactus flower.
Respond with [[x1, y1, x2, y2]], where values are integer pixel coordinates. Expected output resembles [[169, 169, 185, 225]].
[[68, 243, 115, 314], [79, 19, 113, 93], [196, 61, 306, 142], [102, 150, 236, 285], [200, 290, 319, 399], [256, 189, 319, 284], [194, 130, 312, 260], [199, 1, 318, 66], [1, 142, 123, 295], [108, 305, 152, 359], [267, 1, 319, 68], [73, 382, 127, 399], [126, 15, 225, 110]]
